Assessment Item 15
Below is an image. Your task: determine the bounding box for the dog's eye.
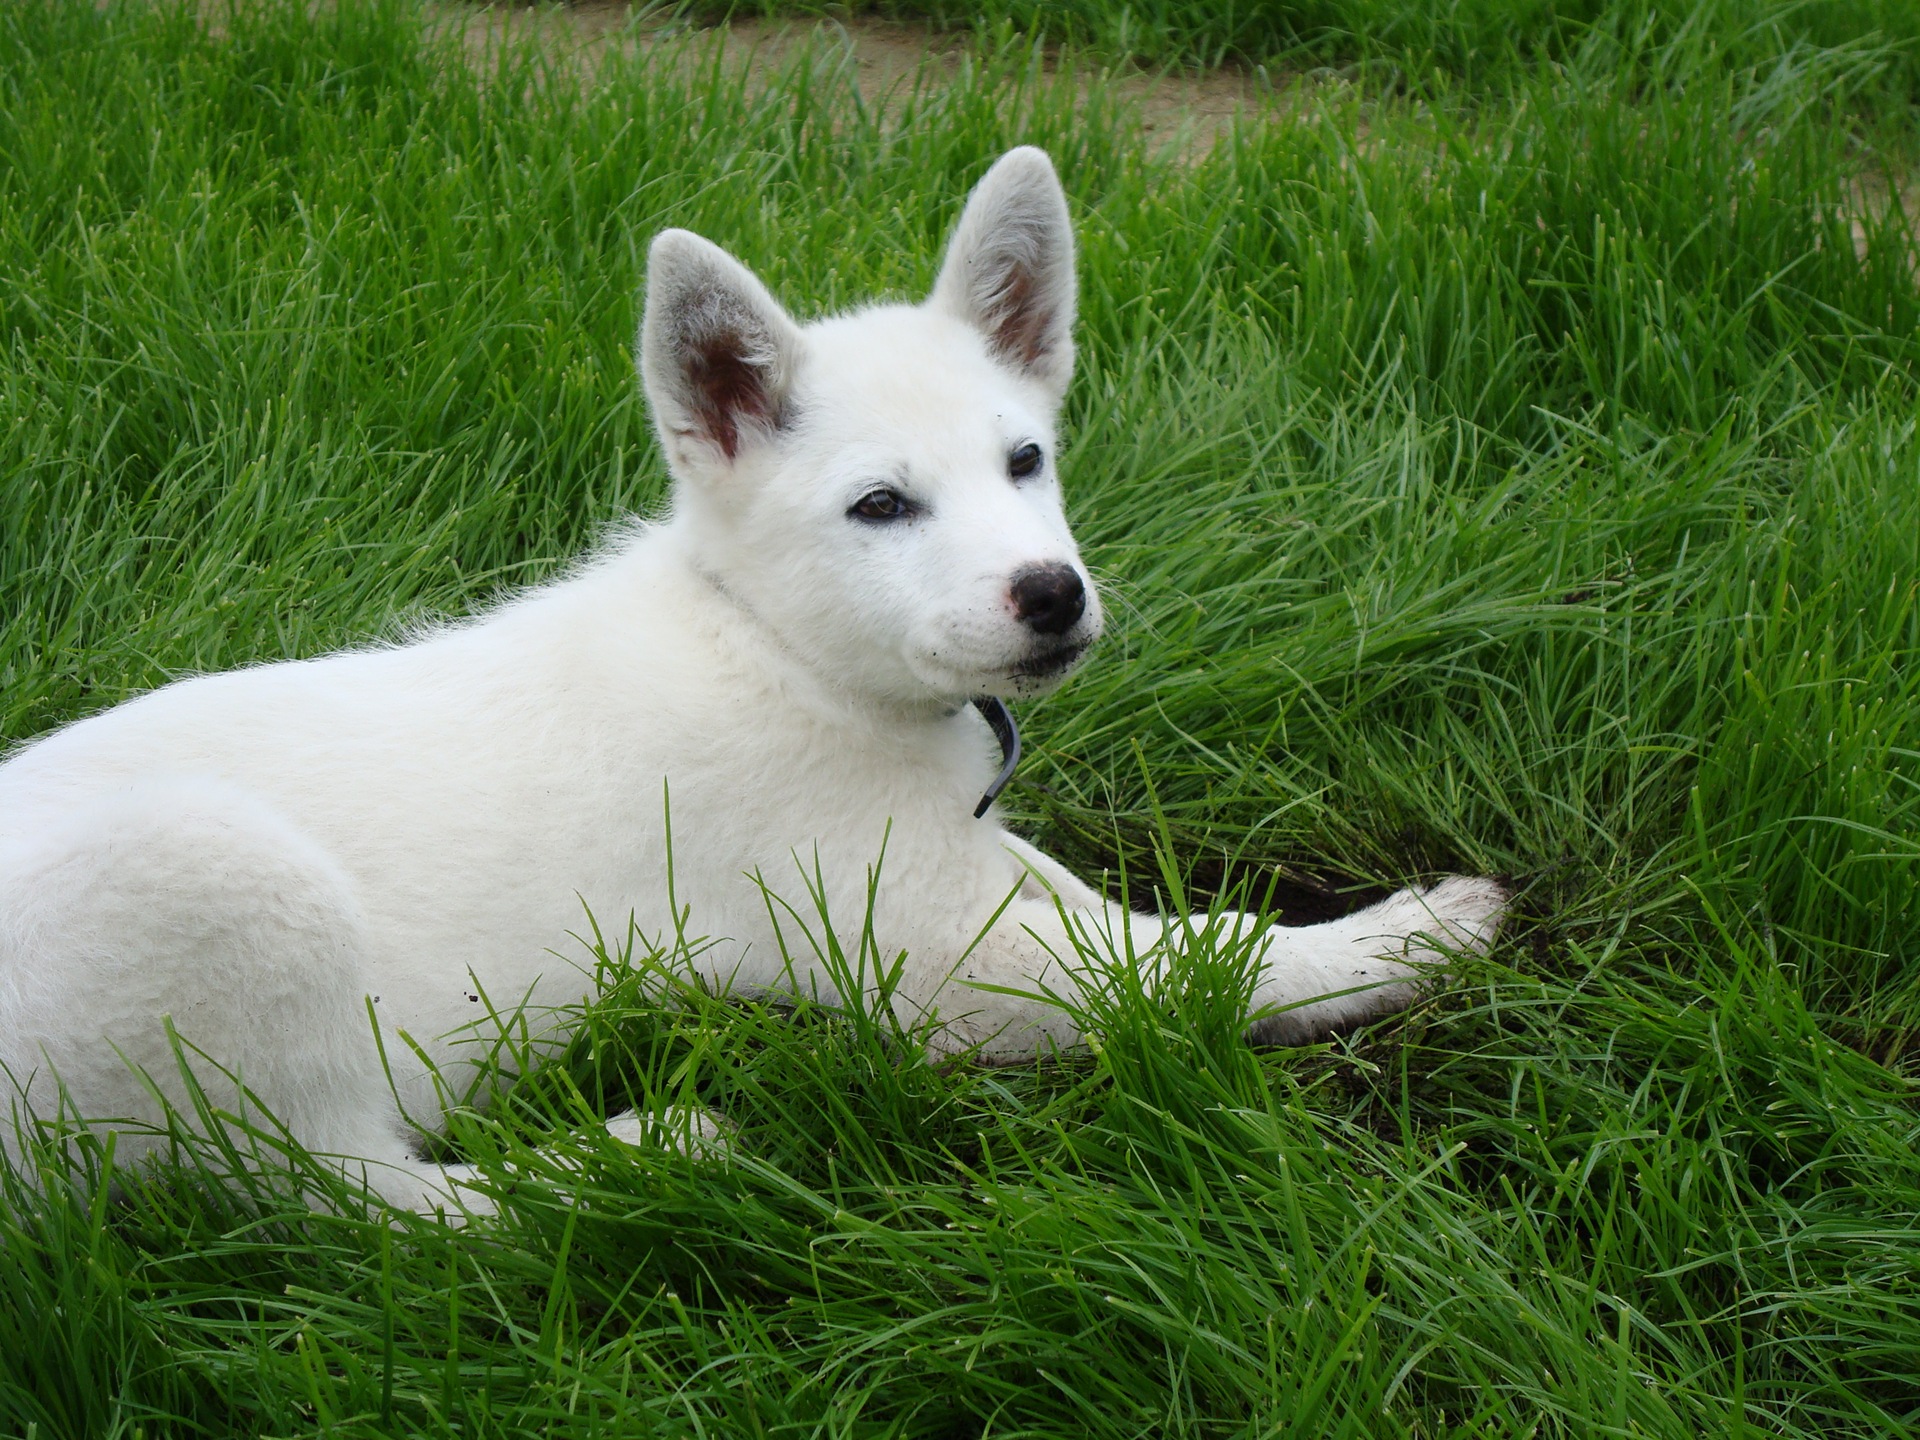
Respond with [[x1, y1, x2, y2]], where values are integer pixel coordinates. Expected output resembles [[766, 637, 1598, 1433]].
[[1008, 443, 1044, 481], [850, 488, 914, 522]]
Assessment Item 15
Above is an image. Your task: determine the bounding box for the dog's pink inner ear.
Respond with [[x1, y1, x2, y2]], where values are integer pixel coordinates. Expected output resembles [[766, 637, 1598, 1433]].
[[931, 152, 1076, 397], [684, 326, 777, 461], [977, 256, 1058, 371]]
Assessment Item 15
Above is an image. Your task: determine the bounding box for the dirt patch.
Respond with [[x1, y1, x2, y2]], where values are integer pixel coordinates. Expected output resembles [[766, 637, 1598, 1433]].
[[190, 2, 1920, 258], [1846, 172, 1920, 272], [433, 1, 1289, 158]]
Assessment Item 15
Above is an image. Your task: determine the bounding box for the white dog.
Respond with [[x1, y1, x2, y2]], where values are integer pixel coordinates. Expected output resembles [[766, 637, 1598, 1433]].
[[0, 149, 1506, 1212]]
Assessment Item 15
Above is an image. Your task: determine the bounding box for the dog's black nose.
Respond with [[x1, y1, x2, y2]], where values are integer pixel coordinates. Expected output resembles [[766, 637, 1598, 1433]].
[[1010, 564, 1086, 636]]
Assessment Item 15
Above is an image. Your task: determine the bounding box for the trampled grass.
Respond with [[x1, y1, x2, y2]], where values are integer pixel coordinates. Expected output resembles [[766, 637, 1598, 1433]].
[[3, 0, 1919, 1434]]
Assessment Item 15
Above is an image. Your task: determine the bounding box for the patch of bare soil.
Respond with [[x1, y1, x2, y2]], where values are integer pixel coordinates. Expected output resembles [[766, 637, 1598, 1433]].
[[195, 3, 1920, 264], [1845, 172, 1920, 270], [432, 1, 1290, 159]]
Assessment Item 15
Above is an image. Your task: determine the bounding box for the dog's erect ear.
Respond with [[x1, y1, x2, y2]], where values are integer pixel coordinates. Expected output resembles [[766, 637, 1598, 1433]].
[[929, 147, 1076, 401], [640, 230, 803, 474]]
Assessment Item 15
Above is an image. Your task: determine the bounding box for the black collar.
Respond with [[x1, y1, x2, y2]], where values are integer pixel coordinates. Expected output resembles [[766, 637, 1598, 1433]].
[[970, 697, 1021, 818]]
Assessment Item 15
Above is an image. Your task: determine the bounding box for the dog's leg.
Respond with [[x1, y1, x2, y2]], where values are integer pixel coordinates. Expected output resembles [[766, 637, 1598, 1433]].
[[604, 1105, 735, 1160], [917, 870, 1506, 1063], [1238, 876, 1508, 1043], [999, 834, 1103, 909], [0, 779, 481, 1216]]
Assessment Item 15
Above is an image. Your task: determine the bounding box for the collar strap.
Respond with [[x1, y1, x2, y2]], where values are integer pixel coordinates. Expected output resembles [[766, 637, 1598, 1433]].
[[970, 696, 1021, 818]]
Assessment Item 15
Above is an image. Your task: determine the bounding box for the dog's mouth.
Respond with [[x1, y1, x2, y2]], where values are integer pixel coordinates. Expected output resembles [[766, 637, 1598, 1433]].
[[1009, 639, 1090, 682], [913, 626, 1099, 703]]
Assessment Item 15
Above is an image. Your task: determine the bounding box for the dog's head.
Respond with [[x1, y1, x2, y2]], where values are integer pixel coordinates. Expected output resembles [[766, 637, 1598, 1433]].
[[637, 148, 1103, 710]]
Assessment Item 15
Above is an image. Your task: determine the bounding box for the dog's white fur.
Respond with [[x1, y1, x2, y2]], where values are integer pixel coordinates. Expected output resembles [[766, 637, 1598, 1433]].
[[0, 150, 1505, 1212]]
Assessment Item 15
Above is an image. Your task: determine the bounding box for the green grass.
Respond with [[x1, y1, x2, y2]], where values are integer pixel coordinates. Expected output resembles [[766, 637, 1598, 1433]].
[[4, 0, 1920, 1434], [712, 0, 1920, 94]]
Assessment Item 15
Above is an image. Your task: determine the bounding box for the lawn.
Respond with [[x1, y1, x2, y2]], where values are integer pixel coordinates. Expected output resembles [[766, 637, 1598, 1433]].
[[3, 0, 1919, 1435]]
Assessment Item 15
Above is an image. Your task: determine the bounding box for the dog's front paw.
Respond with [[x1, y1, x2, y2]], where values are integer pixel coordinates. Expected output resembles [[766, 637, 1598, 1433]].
[[1245, 875, 1508, 1046], [1362, 874, 1509, 963]]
